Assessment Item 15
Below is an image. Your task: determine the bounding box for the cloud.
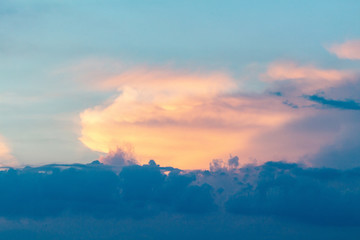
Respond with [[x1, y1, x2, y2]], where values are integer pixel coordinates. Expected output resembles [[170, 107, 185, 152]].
[[0, 135, 17, 167], [0, 160, 216, 219], [225, 161, 360, 226], [328, 40, 360, 60], [98, 68, 236, 94], [265, 61, 351, 82], [77, 64, 360, 170], [304, 94, 360, 110], [1, 160, 360, 228], [263, 61, 354, 93], [309, 122, 360, 169], [79, 67, 297, 169], [99, 148, 137, 167]]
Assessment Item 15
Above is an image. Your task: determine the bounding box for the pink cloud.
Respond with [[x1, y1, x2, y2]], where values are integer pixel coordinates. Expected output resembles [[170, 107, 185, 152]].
[[328, 40, 360, 60], [79, 67, 338, 170], [265, 61, 352, 81]]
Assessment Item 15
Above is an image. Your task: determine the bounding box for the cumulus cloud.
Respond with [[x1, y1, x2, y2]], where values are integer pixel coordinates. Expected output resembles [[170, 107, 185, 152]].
[[79, 68, 300, 169], [224, 161, 360, 226], [328, 39, 360, 60], [99, 148, 137, 167], [0, 161, 215, 219], [1, 160, 360, 228], [77, 63, 360, 169]]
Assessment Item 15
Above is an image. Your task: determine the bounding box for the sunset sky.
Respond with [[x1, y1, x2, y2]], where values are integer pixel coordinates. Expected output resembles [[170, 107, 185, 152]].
[[1, 1, 360, 238], [2, 0, 360, 170]]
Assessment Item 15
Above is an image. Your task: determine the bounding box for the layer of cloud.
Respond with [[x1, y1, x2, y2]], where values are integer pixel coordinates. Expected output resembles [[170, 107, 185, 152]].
[[1, 160, 360, 228], [265, 61, 351, 81], [0, 160, 215, 219], [328, 40, 360, 60], [225, 161, 360, 226]]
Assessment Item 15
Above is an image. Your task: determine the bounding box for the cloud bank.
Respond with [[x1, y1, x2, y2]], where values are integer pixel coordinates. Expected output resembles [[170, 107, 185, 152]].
[[1, 158, 360, 227]]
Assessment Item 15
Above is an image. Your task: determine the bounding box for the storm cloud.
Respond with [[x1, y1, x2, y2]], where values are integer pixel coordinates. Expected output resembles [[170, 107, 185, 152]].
[[1, 158, 360, 226]]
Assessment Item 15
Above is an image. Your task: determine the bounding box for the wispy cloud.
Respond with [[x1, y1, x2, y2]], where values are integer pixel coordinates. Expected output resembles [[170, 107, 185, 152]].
[[304, 94, 360, 110], [263, 61, 355, 93], [265, 61, 351, 82]]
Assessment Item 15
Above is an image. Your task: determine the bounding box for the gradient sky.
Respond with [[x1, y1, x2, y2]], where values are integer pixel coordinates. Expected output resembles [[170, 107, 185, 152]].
[[1, 0, 360, 169]]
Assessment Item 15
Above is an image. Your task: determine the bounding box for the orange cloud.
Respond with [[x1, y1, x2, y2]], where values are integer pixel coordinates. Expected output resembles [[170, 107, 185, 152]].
[[328, 40, 360, 60], [79, 68, 302, 169], [0, 135, 17, 167]]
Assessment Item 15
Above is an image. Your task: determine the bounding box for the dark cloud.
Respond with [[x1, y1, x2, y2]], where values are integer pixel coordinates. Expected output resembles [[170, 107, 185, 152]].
[[0, 160, 215, 219], [304, 94, 360, 110], [99, 148, 137, 167], [0, 159, 359, 227], [0, 160, 360, 238], [228, 156, 239, 168], [225, 161, 360, 226], [282, 99, 299, 109]]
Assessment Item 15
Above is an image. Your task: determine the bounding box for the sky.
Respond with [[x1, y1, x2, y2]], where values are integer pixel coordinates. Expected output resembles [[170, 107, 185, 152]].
[[1, 0, 360, 169], [1, 1, 360, 238]]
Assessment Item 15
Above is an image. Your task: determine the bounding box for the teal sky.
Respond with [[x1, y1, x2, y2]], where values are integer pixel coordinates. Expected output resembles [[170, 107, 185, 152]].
[[1, 0, 360, 167]]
